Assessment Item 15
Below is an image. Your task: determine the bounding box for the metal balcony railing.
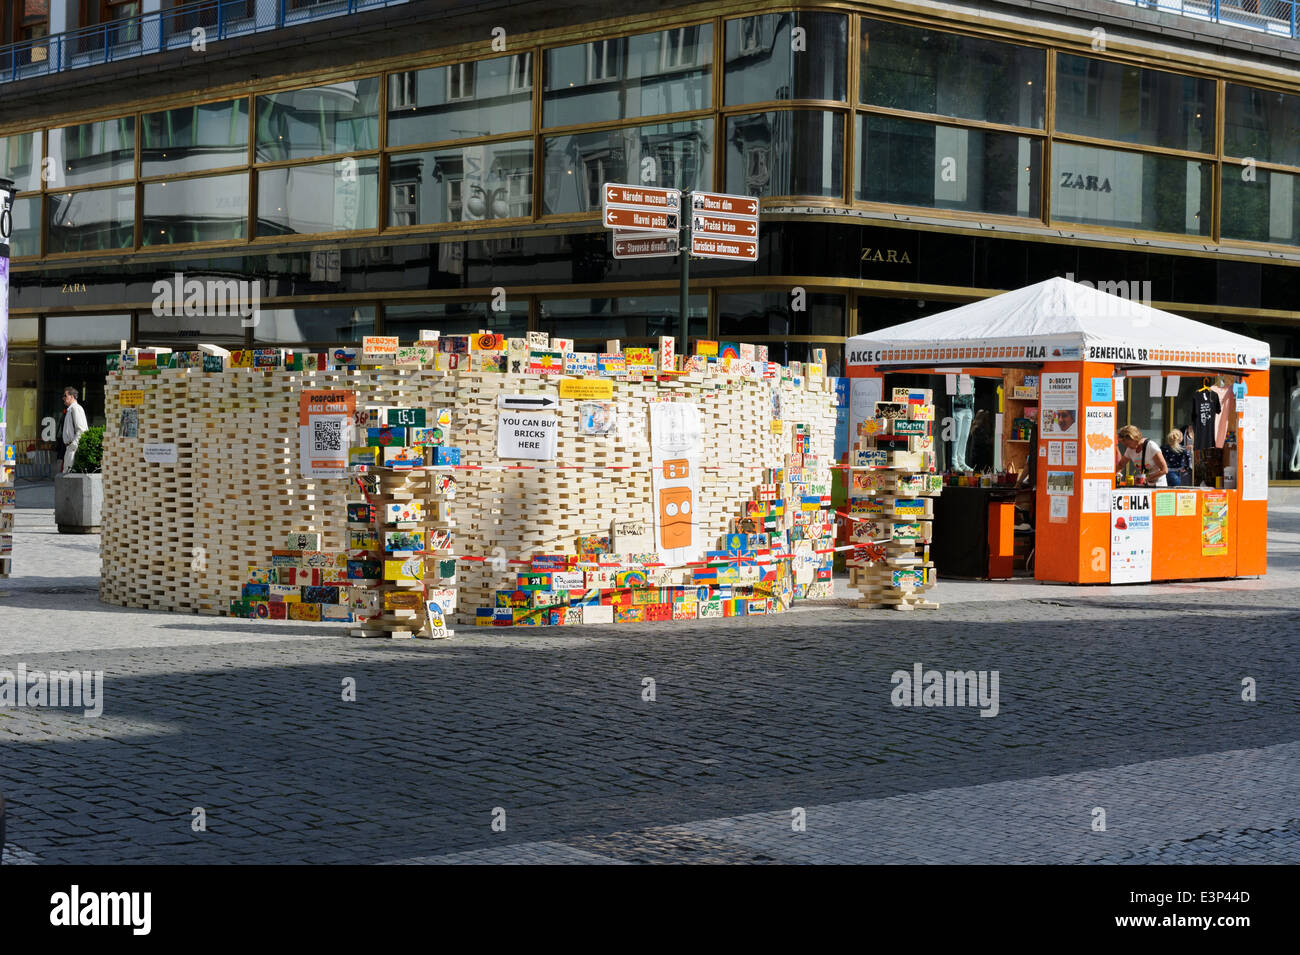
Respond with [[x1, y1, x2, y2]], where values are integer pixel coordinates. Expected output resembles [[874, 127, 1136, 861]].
[[1112, 0, 1300, 39], [0, 0, 410, 84]]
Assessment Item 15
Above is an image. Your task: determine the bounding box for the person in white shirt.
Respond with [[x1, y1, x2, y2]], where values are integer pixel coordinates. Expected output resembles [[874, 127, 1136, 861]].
[[1115, 424, 1169, 486], [60, 387, 89, 473]]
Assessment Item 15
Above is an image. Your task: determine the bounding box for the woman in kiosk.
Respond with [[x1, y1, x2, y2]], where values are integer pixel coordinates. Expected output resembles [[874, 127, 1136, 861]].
[[1115, 424, 1170, 487]]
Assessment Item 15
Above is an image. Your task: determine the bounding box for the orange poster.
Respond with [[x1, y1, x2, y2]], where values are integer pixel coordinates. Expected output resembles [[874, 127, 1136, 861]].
[[299, 390, 356, 478]]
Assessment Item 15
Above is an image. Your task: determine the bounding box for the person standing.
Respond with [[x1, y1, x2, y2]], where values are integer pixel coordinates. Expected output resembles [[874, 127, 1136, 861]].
[[60, 387, 88, 473], [1162, 430, 1191, 487], [1116, 424, 1169, 486]]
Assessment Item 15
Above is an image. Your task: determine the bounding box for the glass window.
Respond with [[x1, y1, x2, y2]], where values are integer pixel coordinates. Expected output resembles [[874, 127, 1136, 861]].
[[384, 302, 529, 339], [1051, 142, 1211, 236], [543, 25, 712, 127], [717, 291, 845, 338], [46, 186, 136, 253], [253, 305, 376, 343], [48, 117, 136, 188], [0, 131, 43, 192], [1224, 84, 1300, 167], [142, 99, 249, 177], [255, 78, 380, 161], [724, 12, 847, 104], [8, 195, 41, 256], [44, 313, 132, 346], [388, 56, 532, 147], [542, 119, 711, 214], [388, 140, 532, 226], [7, 316, 38, 344], [1055, 54, 1214, 154], [4, 348, 38, 447], [257, 157, 378, 236], [1221, 166, 1300, 245], [142, 172, 248, 245], [860, 19, 1044, 128], [537, 295, 707, 342], [725, 110, 842, 198], [857, 114, 1041, 217]]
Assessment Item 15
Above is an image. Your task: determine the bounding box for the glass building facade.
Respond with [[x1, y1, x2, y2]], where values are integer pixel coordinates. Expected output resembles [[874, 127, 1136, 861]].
[[5, 3, 1300, 481]]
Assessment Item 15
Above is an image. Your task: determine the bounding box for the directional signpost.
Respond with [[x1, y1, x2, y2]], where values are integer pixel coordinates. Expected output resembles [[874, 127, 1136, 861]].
[[601, 182, 760, 351], [689, 192, 759, 262]]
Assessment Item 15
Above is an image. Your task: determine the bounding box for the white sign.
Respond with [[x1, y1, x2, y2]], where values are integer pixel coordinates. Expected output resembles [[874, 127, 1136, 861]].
[[1239, 395, 1268, 501], [650, 403, 703, 567], [498, 394, 558, 411], [142, 443, 178, 464], [1083, 405, 1115, 474], [1110, 489, 1153, 584], [1082, 478, 1111, 514], [849, 377, 883, 445], [1040, 373, 1079, 438], [497, 412, 558, 460]]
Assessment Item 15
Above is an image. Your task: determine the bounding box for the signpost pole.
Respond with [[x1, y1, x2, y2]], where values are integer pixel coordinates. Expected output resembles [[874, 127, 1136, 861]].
[[678, 224, 690, 355]]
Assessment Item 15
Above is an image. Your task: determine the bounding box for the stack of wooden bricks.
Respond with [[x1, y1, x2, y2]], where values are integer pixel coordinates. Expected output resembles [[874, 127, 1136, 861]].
[[97, 336, 839, 630], [846, 387, 943, 611]]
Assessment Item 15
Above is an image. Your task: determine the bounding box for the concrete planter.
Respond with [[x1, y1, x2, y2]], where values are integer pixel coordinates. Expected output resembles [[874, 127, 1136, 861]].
[[55, 473, 103, 534]]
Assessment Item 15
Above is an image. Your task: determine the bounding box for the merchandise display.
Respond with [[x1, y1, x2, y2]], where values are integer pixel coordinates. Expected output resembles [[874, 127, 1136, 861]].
[[845, 387, 941, 610]]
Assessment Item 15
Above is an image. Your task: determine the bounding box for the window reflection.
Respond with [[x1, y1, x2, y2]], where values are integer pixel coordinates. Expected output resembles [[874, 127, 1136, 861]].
[[142, 99, 249, 177], [255, 79, 380, 161], [253, 306, 376, 343], [718, 291, 845, 338], [1056, 54, 1214, 154], [1051, 142, 1211, 236], [725, 110, 841, 198], [388, 140, 532, 226], [861, 19, 1045, 129], [1224, 83, 1300, 167], [1221, 167, 1300, 245], [46, 186, 135, 253], [543, 25, 712, 127], [8, 196, 41, 256], [0, 132, 43, 192], [48, 117, 136, 188], [257, 158, 378, 236], [542, 119, 711, 214], [384, 302, 529, 339], [857, 114, 1040, 217], [537, 295, 707, 342], [724, 12, 847, 104], [143, 173, 248, 245], [388, 56, 532, 147]]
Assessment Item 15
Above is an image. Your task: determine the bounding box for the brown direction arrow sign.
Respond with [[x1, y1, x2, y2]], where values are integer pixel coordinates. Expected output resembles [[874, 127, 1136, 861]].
[[603, 183, 680, 211], [613, 233, 679, 258], [689, 190, 759, 218], [692, 212, 759, 238], [604, 205, 679, 232], [690, 235, 758, 261]]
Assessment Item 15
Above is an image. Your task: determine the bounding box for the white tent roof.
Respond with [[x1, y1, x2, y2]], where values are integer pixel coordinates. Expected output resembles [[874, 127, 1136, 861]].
[[847, 278, 1270, 373]]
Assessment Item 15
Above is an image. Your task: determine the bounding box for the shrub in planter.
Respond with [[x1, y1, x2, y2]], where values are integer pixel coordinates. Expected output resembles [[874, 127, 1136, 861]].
[[71, 426, 104, 474]]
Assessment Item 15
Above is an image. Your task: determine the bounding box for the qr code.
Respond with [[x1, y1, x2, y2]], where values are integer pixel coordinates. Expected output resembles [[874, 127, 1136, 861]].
[[313, 418, 344, 451]]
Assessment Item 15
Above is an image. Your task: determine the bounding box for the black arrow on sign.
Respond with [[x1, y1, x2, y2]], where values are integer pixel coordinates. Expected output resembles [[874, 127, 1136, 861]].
[[504, 396, 557, 408]]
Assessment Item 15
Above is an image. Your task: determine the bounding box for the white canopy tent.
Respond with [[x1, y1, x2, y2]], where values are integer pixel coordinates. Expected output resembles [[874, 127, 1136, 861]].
[[847, 278, 1270, 374]]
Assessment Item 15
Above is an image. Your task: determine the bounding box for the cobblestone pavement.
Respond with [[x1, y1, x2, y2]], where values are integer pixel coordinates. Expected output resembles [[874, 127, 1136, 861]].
[[1, 485, 1297, 864]]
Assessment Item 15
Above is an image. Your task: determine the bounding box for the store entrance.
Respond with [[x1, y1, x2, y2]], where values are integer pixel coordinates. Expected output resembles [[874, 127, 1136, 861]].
[[41, 352, 111, 437]]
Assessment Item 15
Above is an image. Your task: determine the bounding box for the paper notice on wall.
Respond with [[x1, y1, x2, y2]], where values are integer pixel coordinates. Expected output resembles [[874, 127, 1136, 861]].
[[1046, 470, 1074, 496], [850, 377, 882, 443], [650, 402, 703, 567], [1202, 490, 1228, 556], [1082, 478, 1111, 514], [1048, 442, 1062, 466], [1040, 373, 1078, 438], [1063, 441, 1078, 467], [1111, 489, 1153, 584], [299, 390, 355, 479], [1239, 395, 1268, 501], [497, 411, 559, 460], [1084, 406, 1115, 474], [1049, 496, 1069, 523]]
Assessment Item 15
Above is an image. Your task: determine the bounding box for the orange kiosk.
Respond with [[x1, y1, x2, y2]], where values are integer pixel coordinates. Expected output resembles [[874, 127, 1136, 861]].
[[847, 279, 1269, 584]]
